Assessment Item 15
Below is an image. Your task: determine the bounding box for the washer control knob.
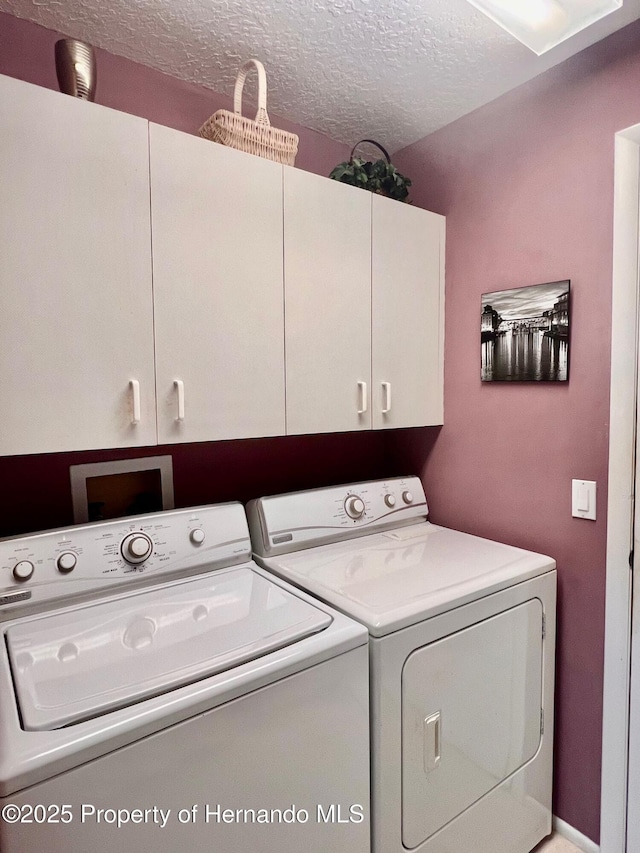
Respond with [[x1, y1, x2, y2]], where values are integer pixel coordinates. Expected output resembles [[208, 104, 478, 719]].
[[190, 528, 206, 545], [121, 533, 153, 564], [402, 490, 414, 505], [345, 496, 365, 519], [56, 551, 77, 574], [13, 560, 34, 582], [384, 494, 396, 508]]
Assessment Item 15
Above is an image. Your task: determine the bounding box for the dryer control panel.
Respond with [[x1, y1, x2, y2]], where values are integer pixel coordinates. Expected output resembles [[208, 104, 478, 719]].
[[248, 476, 428, 557], [0, 503, 250, 619]]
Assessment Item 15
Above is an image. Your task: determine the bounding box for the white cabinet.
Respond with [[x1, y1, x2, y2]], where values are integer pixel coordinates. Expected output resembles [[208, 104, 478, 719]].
[[372, 196, 445, 429], [284, 168, 372, 435], [0, 74, 156, 456], [1, 73, 444, 456], [149, 124, 285, 443], [284, 168, 445, 435]]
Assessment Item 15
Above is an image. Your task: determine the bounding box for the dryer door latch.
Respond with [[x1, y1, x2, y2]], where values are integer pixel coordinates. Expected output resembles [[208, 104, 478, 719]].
[[423, 711, 441, 773]]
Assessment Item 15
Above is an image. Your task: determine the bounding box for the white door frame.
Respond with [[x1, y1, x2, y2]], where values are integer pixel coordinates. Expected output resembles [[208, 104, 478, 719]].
[[601, 124, 640, 853]]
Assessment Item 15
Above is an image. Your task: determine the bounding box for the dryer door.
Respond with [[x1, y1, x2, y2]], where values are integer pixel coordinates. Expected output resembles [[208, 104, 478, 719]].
[[401, 599, 543, 848]]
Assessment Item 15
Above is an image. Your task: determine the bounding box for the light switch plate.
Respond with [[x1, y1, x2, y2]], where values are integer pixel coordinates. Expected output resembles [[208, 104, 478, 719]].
[[572, 479, 596, 520]]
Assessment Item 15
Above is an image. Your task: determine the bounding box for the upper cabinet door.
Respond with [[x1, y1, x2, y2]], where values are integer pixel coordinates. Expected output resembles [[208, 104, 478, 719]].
[[284, 169, 372, 435], [149, 125, 285, 444], [372, 196, 445, 429], [0, 75, 156, 455]]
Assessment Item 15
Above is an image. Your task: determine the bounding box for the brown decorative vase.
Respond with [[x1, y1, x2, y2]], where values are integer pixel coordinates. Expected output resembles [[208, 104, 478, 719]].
[[54, 39, 97, 101]]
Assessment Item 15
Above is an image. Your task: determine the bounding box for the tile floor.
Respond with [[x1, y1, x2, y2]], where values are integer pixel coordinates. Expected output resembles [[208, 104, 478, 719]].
[[533, 834, 583, 852]]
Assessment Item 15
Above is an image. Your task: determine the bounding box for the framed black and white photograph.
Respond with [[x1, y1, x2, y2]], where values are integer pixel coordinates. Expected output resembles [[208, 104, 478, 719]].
[[481, 280, 570, 382]]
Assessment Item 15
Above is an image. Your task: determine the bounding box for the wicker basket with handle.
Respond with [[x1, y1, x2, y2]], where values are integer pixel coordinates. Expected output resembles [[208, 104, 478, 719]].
[[199, 59, 298, 166]]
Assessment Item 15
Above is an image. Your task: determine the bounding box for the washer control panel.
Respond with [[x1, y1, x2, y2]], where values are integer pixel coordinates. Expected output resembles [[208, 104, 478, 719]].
[[0, 503, 250, 619], [248, 476, 428, 557]]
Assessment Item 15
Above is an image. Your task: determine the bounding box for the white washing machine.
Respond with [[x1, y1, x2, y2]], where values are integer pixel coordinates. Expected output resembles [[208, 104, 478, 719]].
[[248, 476, 557, 853], [0, 502, 370, 853]]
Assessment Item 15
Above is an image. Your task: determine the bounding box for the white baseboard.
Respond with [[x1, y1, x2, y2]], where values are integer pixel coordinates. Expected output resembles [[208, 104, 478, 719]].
[[553, 816, 600, 852]]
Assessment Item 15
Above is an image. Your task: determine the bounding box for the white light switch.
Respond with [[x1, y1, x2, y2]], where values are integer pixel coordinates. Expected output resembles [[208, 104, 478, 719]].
[[572, 479, 596, 520]]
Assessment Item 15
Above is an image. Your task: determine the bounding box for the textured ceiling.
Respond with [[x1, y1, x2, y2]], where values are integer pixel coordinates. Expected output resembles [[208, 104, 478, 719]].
[[2, 0, 640, 152]]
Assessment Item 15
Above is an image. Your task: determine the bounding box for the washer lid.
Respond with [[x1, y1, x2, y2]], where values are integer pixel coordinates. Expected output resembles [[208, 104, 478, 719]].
[[6, 565, 331, 731], [260, 522, 555, 636]]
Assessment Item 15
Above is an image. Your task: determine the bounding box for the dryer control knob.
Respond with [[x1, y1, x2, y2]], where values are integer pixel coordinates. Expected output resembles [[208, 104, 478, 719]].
[[56, 551, 77, 573], [384, 494, 396, 508], [121, 533, 153, 564], [345, 496, 365, 519], [13, 560, 34, 582], [402, 491, 414, 505], [190, 528, 205, 545]]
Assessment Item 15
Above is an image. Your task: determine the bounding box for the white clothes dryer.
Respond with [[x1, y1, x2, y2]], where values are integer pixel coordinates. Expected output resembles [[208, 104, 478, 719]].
[[0, 502, 370, 853], [248, 476, 556, 853]]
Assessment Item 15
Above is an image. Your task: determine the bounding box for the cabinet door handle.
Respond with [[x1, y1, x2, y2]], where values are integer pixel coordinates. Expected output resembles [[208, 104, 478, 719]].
[[382, 381, 392, 414], [357, 381, 368, 414], [424, 711, 441, 773], [174, 380, 185, 421], [129, 379, 141, 424]]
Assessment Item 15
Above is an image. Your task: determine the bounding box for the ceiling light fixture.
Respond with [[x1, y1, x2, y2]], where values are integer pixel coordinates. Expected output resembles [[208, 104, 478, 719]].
[[465, 0, 623, 54]]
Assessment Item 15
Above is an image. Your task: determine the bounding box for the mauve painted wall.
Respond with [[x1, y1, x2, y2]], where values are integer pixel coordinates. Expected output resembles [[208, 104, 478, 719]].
[[0, 12, 384, 538], [390, 21, 640, 843]]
